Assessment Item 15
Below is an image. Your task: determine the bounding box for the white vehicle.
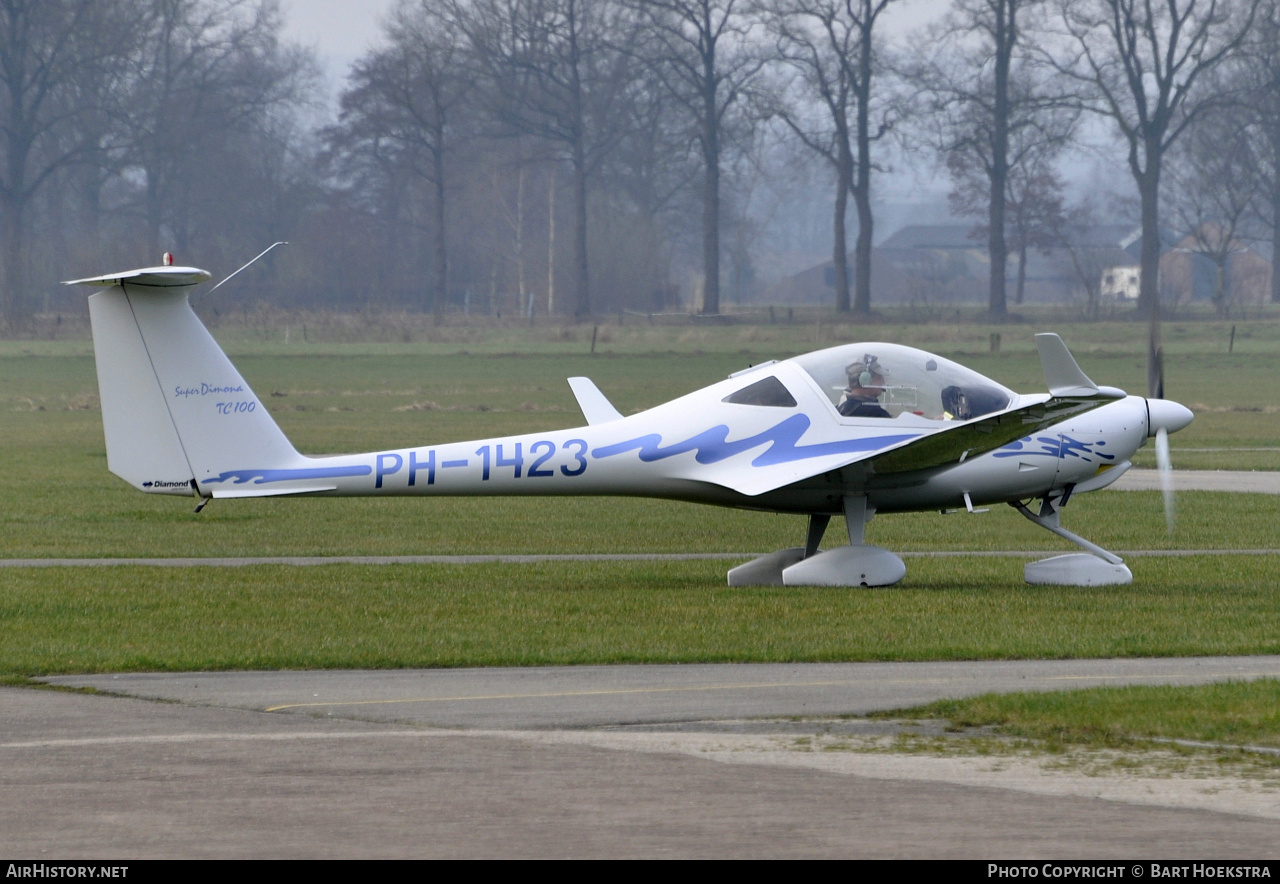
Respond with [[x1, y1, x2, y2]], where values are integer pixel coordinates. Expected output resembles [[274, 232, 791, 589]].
[[66, 262, 1193, 587]]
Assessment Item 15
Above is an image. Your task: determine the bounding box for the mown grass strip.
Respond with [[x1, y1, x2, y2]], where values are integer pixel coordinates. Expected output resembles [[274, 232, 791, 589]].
[[2, 555, 1278, 677], [882, 679, 1280, 751]]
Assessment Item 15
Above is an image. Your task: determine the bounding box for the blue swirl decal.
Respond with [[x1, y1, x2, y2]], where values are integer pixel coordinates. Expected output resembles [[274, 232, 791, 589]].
[[993, 435, 1115, 463], [205, 465, 373, 485], [592, 413, 919, 468]]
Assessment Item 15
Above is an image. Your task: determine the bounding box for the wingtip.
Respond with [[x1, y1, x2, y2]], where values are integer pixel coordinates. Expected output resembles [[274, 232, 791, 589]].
[[1036, 333, 1101, 398]]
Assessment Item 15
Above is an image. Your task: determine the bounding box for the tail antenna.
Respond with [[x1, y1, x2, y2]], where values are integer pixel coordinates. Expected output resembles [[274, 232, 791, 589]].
[[206, 242, 289, 296]]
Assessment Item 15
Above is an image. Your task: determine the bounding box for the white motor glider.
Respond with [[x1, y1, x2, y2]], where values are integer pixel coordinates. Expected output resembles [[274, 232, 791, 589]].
[[66, 262, 1193, 587]]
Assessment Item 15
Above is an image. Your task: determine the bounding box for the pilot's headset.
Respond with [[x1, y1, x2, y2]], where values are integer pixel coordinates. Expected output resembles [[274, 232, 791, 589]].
[[854, 354, 883, 388]]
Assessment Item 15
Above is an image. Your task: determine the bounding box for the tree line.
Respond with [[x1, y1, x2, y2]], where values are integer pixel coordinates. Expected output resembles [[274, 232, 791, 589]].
[[2, 0, 1278, 331]]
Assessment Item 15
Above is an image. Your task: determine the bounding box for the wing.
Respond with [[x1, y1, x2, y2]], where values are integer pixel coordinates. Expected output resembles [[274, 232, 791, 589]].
[[689, 392, 1117, 498], [866, 393, 1114, 475]]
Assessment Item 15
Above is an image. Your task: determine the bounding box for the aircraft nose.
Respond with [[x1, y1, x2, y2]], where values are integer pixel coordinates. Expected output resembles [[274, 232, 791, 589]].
[[1146, 399, 1194, 437]]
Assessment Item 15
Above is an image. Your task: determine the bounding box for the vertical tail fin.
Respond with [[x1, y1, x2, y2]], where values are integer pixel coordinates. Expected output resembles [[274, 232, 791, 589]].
[[67, 265, 304, 496]]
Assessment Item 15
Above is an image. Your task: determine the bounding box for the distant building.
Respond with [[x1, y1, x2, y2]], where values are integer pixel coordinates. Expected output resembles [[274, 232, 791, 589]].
[[1158, 225, 1273, 308], [759, 223, 1170, 307], [760, 250, 913, 305], [1100, 266, 1140, 300], [877, 225, 989, 303]]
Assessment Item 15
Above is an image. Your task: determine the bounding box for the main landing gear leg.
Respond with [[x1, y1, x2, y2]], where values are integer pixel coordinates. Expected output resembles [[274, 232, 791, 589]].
[[1011, 492, 1132, 586], [726, 513, 829, 586], [780, 496, 906, 587], [726, 503, 909, 588], [805, 513, 830, 557]]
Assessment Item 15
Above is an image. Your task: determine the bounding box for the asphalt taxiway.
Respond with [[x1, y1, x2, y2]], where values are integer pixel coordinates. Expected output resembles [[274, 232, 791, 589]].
[[1110, 469, 1280, 493], [4, 657, 1280, 857], [40, 657, 1280, 729]]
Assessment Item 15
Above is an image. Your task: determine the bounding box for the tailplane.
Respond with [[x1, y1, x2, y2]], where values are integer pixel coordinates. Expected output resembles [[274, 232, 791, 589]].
[[67, 264, 306, 498]]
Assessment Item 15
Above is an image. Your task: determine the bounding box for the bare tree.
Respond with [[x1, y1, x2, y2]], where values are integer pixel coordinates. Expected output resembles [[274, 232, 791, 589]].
[[452, 0, 636, 317], [593, 60, 699, 311], [914, 0, 1072, 319], [631, 0, 766, 315], [1164, 104, 1261, 316], [0, 0, 137, 328], [767, 0, 900, 315], [122, 0, 317, 259], [1005, 162, 1067, 305], [1050, 197, 1108, 318], [1043, 0, 1256, 318], [327, 1, 470, 313], [606, 66, 697, 221], [1242, 0, 1280, 303], [946, 116, 1068, 306]]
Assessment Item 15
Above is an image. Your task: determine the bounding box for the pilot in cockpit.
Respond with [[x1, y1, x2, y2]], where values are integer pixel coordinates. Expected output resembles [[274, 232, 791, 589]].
[[838, 355, 891, 418], [941, 384, 971, 420]]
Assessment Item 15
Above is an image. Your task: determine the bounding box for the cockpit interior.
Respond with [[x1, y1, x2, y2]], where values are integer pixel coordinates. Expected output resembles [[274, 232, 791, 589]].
[[792, 343, 1014, 421]]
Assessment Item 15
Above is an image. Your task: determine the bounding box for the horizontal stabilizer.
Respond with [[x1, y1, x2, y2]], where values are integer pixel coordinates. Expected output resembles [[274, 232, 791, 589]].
[[568, 377, 623, 425], [63, 266, 211, 288], [209, 485, 338, 499]]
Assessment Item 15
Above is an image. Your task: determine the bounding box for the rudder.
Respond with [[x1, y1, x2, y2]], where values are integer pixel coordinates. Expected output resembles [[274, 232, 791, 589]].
[[70, 265, 304, 497]]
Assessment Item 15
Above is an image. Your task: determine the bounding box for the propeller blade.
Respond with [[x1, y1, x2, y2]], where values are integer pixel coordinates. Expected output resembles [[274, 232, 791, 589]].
[[1146, 315, 1164, 400], [1148, 304, 1173, 531], [1155, 426, 1175, 533]]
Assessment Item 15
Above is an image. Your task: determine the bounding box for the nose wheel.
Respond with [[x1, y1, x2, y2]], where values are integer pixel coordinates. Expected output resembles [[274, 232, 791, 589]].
[[1011, 490, 1132, 586]]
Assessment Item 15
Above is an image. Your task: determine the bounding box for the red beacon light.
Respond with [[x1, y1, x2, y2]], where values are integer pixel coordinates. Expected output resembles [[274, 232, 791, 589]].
[[162, 252, 173, 266]]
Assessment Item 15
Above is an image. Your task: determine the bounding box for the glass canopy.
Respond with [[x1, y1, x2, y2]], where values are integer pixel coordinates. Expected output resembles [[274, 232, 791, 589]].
[[793, 342, 1014, 421]]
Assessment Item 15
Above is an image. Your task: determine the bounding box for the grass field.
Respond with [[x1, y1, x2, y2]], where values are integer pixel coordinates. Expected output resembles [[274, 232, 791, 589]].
[[3, 316, 1276, 470], [877, 679, 1280, 772], [2, 342, 1279, 559], [892, 679, 1280, 750], [2, 318, 1278, 687], [4, 556, 1280, 678], [3, 315, 1280, 756]]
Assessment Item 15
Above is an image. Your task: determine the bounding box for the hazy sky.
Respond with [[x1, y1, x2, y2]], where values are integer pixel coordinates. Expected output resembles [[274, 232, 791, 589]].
[[281, 0, 949, 87], [273, 0, 1112, 213], [281, 0, 396, 81]]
